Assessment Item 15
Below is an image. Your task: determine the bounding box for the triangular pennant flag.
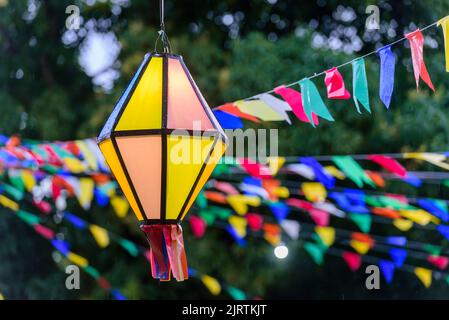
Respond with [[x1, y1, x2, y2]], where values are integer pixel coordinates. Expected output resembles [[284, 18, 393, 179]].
[[437, 16, 449, 72], [304, 242, 325, 265], [227, 194, 261, 215], [349, 213, 371, 233], [117, 238, 139, 257], [414, 267, 432, 288], [246, 213, 264, 231], [379, 260, 395, 284], [234, 99, 287, 121], [324, 67, 351, 99], [287, 164, 315, 180], [300, 157, 335, 189], [274, 85, 319, 125], [228, 215, 247, 239], [332, 156, 375, 188], [299, 79, 334, 127], [352, 58, 371, 113], [314, 226, 335, 247], [376, 45, 396, 108], [67, 252, 89, 267], [110, 196, 129, 218], [267, 157, 286, 176], [280, 219, 300, 240], [389, 248, 407, 267], [269, 202, 290, 221], [437, 225, 449, 240], [342, 251, 362, 271], [213, 110, 243, 129], [189, 215, 207, 238], [89, 224, 110, 248], [201, 275, 221, 296], [301, 182, 327, 202], [227, 286, 246, 300], [309, 208, 330, 226], [350, 240, 370, 255], [216, 103, 261, 123], [256, 93, 292, 124], [427, 255, 449, 270], [324, 165, 345, 180], [393, 218, 414, 231], [405, 29, 435, 91], [367, 154, 407, 177]]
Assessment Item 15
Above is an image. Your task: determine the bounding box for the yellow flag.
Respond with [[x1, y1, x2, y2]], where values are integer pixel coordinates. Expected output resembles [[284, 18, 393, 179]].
[[0, 195, 19, 211], [393, 218, 413, 231], [0, 293, 4, 300], [89, 224, 110, 248], [75, 140, 98, 171], [227, 195, 260, 215], [399, 209, 432, 226], [228, 216, 247, 238], [315, 226, 335, 247], [78, 178, 94, 210], [324, 166, 345, 180], [350, 240, 370, 255], [302, 182, 327, 202], [414, 267, 432, 288], [234, 100, 286, 121], [111, 196, 129, 218], [274, 186, 289, 198], [21, 170, 36, 192], [64, 157, 85, 173], [201, 275, 221, 296], [404, 152, 449, 171], [264, 232, 281, 246], [438, 16, 449, 72], [267, 157, 285, 175], [67, 252, 89, 267]]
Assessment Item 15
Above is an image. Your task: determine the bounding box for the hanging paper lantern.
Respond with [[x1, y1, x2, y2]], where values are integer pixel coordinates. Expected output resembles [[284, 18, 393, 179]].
[[97, 52, 227, 281]]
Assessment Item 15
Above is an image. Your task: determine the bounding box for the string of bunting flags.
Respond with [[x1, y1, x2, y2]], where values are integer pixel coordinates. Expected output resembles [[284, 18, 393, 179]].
[[0, 184, 250, 299], [211, 16, 449, 129], [1, 134, 449, 289]]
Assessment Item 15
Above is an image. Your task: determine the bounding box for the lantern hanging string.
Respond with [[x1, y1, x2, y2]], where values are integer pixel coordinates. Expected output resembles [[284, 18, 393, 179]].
[[154, 0, 172, 53], [211, 19, 440, 109]]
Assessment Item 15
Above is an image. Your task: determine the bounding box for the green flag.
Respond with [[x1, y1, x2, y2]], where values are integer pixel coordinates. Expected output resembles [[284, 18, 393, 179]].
[[299, 78, 334, 127], [352, 58, 371, 113]]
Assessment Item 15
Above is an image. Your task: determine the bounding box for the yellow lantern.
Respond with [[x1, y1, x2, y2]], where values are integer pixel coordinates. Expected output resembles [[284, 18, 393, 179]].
[[97, 52, 227, 281]]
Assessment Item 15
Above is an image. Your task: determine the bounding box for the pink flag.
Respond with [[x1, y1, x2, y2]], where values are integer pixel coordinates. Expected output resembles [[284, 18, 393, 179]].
[[324, 67, 351, 99], [427, 255, 449, 270], [246, 213, 264, 231], [342, 251, 362, 271], [405, 29, 435, 91], [286, 198, 313, 210], [367, 154, 407, 177], [189, 215, 207, 238], [274, 85, 319, 125], [309, 208, 329, 226], [33, 224, 55, 240], [239, 158, 272, 178]]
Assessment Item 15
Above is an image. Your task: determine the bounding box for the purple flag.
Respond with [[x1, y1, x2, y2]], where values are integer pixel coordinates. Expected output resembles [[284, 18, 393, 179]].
[[377, 45, 396, 109]]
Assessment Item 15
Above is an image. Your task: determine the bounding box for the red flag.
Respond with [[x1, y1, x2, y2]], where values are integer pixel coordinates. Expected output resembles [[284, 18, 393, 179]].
[[324, 67, 351, 99], [367, 154, 407, 177], [405, 29, 435, 91], [342, 251, 362, 271], [274, 85, 319, 124]]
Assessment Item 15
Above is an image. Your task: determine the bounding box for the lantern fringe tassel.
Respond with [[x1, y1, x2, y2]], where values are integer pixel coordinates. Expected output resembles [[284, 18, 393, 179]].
[[140, 224, 189, 281]]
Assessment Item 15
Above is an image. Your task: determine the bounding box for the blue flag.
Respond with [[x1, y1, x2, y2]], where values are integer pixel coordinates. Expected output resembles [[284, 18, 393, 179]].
[[389, 248, 407, 267], [300, 157, 335, 189], [377, 45, 396, 109], [379, 260, 395, 284]]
